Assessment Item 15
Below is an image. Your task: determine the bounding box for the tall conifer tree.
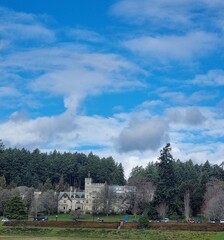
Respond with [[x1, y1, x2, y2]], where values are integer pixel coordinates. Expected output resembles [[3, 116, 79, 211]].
[[152, 143, 178, 215]]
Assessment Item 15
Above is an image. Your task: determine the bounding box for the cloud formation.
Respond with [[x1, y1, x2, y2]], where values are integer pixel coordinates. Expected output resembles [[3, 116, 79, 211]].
[[167, 107, 206, 126], [0, 7, 55, 43], [116, 118, 169, 152], [123, 32, 219, 61], [192, 70, 224, 86], [0, 2, 223, 177], [111, 0, 224, 30]]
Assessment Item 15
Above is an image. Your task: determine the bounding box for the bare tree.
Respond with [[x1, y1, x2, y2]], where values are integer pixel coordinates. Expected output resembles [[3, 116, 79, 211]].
[[203, 178, 224, 220], [31, 190, 58, 215], [41, 190, 58, 214], [127, 176, 155, 215], [94, 184, 117, 214], [204, 194, 224, 220], [16, 186, 34, 213], [184, 190, 191, 221], [70, 208, 84, 219], [156, 203, 168, 218]]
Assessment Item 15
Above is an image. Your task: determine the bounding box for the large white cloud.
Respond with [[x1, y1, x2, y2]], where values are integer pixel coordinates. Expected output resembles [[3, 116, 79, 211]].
[[123, 32, 219, 61]]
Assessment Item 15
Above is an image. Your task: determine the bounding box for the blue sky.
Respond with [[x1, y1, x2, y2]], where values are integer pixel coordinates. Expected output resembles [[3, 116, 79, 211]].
[[0, 0, 224, 176]]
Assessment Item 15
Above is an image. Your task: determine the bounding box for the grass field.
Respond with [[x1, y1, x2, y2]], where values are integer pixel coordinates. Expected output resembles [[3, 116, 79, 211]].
[[1, 214, 224, 240], [0, 225, 224, 240]]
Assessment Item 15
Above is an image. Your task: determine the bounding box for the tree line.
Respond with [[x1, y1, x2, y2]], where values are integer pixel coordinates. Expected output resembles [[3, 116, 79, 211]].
[[0, 140, 125, 190], [1, 139, 224, 219]]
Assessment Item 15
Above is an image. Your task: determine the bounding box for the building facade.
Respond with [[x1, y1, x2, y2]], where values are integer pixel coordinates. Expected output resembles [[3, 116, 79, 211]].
[[57, 177, 136, 213]]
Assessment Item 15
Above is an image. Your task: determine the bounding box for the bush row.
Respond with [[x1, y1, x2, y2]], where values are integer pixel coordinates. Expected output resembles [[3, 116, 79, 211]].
[[4, 221, 119, 229], [4, 221, 224, 231], [122, 222, 224, 231]]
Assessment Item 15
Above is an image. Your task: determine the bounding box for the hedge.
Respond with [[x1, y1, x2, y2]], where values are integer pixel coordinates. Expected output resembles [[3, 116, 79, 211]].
[[4, 221, 224, 231], [4, 221, 119, 229]]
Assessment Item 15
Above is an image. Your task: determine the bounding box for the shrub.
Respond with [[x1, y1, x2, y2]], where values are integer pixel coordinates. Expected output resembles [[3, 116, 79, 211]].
[[138, 214, 149, 229]]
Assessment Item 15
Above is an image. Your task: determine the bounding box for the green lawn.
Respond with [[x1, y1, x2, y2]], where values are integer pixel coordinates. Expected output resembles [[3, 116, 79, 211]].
[[1, 215, 224, 240], [0, 224, 224, 240]]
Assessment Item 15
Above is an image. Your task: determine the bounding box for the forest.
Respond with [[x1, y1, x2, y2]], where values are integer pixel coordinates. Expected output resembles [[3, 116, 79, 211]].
[[0, 140, 224, 219], [0, 140, 125, 189]]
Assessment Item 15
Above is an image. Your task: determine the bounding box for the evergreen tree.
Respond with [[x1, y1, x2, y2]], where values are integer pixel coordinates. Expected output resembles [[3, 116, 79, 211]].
[[0, 139, 4, 151], [138, 212, 149, 229], [4, 196, 28, 220], [0, 175, 6, 188], [56, 175, 65, 192], [42, 177, 53, 192], [152, 143, 178, 215]]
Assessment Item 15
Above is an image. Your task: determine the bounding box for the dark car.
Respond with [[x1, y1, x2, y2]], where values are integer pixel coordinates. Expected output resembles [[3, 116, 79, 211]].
[[33, 216, 48, 221], [176, 219, 184, 223], [72, 218, 78, 222]]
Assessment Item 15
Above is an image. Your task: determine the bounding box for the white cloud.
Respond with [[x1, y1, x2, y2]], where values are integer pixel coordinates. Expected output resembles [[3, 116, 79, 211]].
[[160, 90, 217, 105], [123, 32, 219, 61], [136, 100, 163, 109], [30, 50, 143, 112], [111, 0, 224, 30], [0, 87, 21, 97], [0, 42, 143, 112], [173, 142, 224, 166], [192, 70, 224, 86], [0, 112, 76, 148], [67, 28, 104, 43], [0, 7, 55, 43]]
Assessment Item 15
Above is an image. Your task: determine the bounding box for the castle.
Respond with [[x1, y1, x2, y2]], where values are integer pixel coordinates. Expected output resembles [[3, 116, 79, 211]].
[[57, 176, 136, 213]]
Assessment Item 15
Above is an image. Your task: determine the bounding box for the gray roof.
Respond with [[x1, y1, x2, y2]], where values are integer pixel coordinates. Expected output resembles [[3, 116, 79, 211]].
[[58, 191, 85, 200]]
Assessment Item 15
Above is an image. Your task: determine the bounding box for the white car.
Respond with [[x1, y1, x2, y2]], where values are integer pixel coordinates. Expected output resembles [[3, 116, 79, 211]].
[[1, 217, 9, 222], [161, 218, 169, 222], [220, 219, 224, 223]]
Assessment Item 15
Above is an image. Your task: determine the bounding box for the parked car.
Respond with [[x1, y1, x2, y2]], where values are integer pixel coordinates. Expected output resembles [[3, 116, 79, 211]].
[[210, 219, 216, 223], [220, 219, 224, 223], [176, 219, 184, 223], [1, 217, 9, 222], [97, 218, 104, 222], [33, 216, 48, 221], [153, 218, 161, 222], [72, 218, 78, 222], [188, 219, 195, 223], [161, 218, 169, 222]]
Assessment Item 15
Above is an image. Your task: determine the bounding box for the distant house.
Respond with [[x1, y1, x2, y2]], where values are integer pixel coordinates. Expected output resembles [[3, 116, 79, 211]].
[[58, 190, 85, 213]]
